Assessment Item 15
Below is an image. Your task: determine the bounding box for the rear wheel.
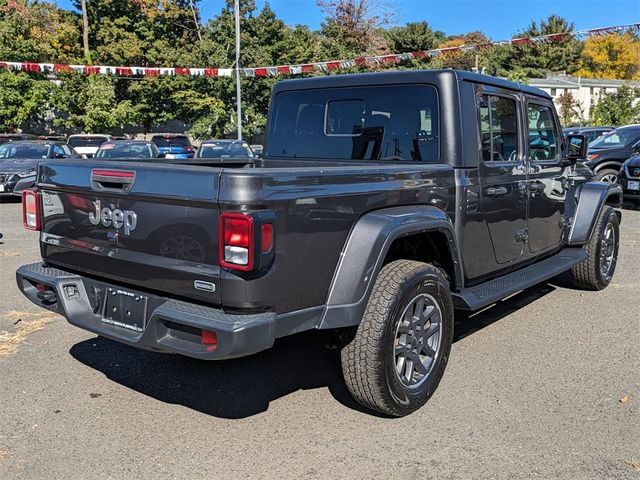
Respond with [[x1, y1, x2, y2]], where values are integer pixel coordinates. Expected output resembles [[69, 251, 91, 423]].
[[571, 206, 619, 290], [341, 260, 454, 417]]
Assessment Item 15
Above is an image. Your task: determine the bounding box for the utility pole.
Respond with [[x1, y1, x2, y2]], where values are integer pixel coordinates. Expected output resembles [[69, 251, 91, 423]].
[[235, 0, 242, 140], [81, 0, 90, 59]]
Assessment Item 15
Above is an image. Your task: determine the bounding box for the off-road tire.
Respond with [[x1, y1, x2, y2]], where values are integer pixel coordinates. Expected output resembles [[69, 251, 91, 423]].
[[571, 206, 619, 290], [341, 260, 454, 417]]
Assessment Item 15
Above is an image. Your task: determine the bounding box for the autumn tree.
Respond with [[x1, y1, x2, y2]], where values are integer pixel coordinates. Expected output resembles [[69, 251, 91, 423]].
[[578, 32, 640, 80], [0, 0, 82, 63], [557, 92, 583, 126], [317, 0, 391, 58]]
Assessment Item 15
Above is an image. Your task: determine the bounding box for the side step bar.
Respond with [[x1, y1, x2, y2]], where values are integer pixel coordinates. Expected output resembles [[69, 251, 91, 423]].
[[452, 248, 586, 311]]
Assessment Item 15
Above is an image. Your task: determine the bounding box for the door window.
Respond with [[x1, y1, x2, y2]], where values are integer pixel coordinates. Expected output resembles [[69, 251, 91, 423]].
[[52, 145, 66, 158], [527, 103, 559, 161], [478, 95, 519, 162]]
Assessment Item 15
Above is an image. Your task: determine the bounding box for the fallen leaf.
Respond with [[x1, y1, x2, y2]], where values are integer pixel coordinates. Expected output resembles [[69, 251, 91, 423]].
[[619, 395, 629, 404]]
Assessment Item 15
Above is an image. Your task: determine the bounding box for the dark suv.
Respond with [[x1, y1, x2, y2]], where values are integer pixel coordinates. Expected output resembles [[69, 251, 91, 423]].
[[150, 134, 195, 159], [0, 140, 79, 196], [563, 126, 614, 143], [585, 125, 640, 184]]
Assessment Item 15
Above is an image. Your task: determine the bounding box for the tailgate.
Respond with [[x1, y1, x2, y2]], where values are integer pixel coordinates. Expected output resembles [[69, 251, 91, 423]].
[[38, 160, 222, 305]]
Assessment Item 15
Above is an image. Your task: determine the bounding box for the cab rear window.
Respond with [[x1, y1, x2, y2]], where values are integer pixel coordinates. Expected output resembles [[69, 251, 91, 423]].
[[151, 136, 192, 147], [267, 85, 440, 163]]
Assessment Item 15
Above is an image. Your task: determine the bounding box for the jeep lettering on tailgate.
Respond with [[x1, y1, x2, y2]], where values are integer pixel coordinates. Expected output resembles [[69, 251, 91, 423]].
[[88, 200, 138, 235]]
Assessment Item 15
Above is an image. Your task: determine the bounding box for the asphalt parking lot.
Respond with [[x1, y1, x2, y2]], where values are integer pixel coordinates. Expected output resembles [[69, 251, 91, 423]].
[[0, 198, 638, 480]]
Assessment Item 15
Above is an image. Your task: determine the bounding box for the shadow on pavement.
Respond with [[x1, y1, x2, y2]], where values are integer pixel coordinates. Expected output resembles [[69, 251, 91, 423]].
[[70, 282, 556, 419]]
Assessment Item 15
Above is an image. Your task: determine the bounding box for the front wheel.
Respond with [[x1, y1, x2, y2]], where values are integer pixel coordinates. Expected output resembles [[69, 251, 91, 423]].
[[571, 206, 620, 290], [341, 260, 454, 417], [595, 168, 620, 185]]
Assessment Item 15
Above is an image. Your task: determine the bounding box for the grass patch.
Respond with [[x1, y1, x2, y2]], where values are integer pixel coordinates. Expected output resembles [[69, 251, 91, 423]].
[[0, 311, 59, 357]]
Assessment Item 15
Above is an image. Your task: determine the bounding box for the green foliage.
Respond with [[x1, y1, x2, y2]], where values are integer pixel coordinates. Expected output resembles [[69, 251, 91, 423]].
[[386, 22, 441, 53], [0, 3, 636, 140], [52, 74, 137, 132], [0, 0, 82, 62], [482, 15, 582, 78], [0, 70, 51, 131], [590, 86, 640, 126]]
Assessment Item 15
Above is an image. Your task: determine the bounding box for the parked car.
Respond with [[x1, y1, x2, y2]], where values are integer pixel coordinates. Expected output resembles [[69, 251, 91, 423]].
[[195, 139, 255, 162], [150, 134, 195, 159], [250, 144, 264, 158], [16, 70, 621, 417], [585, 125, 640, 184], [619, 155, 640, 205], [563, 126, 614, 143], [95, 140, 163, 159], [38, 135, 67, 142], [0, 141, 79, 196], [0, 133, 37, 144], [67, 134, 113, 158]]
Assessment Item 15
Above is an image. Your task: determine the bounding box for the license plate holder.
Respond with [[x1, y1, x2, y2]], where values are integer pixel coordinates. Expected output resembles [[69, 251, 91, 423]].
[[628, 180, 639, 191], [102, 288, 148, 332]]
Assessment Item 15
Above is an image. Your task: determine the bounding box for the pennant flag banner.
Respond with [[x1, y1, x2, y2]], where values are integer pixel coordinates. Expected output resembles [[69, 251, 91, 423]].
[[1, 22, 638, 79]]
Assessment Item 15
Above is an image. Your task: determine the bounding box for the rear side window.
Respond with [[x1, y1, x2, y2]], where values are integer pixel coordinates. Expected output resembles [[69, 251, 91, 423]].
[[478, 95, 519, 162], [151, 135, 192, 147], [527, 103, 559, 161], [267, 85, 440, 163], [68, 136, 109, 148]]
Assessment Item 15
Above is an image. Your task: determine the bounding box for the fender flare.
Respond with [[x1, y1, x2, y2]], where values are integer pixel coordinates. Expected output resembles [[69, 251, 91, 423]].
[[317, 205, 461, 329], [593, 160, 623, 172], [567, 181, 622, 246]]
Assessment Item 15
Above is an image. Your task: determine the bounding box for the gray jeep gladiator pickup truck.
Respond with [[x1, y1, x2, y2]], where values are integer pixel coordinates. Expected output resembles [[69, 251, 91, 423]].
[[16, 70, 622, 416]]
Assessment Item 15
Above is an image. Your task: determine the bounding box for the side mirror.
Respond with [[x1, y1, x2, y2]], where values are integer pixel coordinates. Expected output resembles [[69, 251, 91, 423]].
[[54, 153, 66, 159], [563, 134, 588, 165], [157, 152, 166, 158]]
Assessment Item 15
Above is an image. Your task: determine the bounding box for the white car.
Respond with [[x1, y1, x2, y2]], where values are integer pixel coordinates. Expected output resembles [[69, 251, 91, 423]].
[[67, 134, 113, 158]]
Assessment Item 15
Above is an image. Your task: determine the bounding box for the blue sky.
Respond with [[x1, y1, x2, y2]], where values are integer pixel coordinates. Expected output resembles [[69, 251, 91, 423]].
[[55, 0, 639, 40]]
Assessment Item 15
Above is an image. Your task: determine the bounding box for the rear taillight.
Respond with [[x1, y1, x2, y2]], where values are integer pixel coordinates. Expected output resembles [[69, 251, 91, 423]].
[[22, 190, 40, 231], [220, 213, 254, 271]]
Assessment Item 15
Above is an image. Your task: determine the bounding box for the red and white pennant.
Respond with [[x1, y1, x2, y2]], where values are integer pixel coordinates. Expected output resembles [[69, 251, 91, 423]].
[[1, 22, 638, 78]]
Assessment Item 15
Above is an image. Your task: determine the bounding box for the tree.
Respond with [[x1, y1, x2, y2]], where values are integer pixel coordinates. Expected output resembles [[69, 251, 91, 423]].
[[385, 21, 441, 53], [437, 31, 490, 70], [482, 15, 582, 78], [590, 86, 640, 126], [317, 0, 391, 58], [0, 70, 51, 132], [578, 33, 640, 80], [52, 74, 137, 133], [557, 91, 583, 126], [0, 0, 82, 63]]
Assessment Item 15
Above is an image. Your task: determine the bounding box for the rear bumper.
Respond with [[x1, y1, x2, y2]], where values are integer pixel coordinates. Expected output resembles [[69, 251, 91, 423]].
[[16, 262, 277, 360]]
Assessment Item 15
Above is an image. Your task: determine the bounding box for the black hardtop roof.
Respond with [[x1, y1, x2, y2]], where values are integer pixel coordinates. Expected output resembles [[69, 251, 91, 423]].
[[272, 69, 551, 99]]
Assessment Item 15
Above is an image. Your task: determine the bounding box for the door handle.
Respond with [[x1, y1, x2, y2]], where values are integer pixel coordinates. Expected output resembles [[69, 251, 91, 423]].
[[485, 186, 508, 197]]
